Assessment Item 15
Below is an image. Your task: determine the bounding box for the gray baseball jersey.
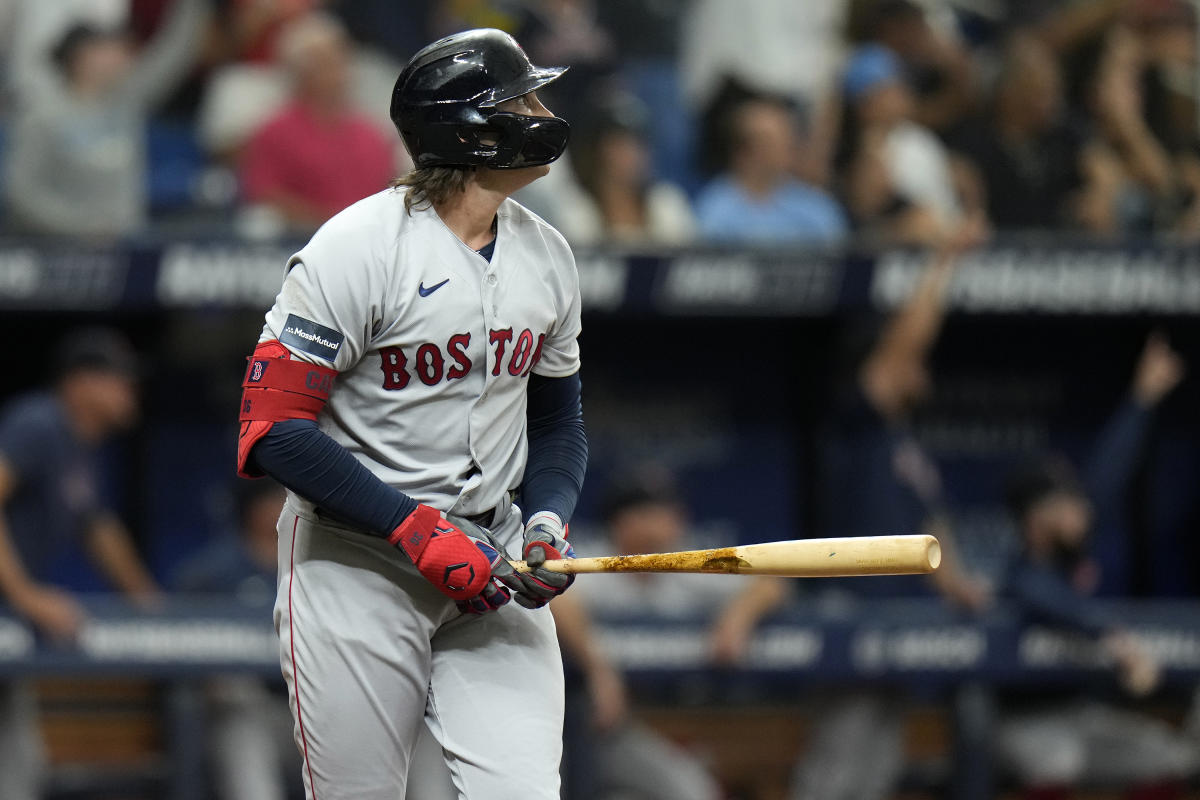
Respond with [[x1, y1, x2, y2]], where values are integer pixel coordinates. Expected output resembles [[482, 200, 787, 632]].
[[259, 187, 580, 800], [261, 186, 582, 521]]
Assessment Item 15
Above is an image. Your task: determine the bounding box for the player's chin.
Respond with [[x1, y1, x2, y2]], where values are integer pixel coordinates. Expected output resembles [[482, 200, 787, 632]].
[[520, 162, 552, 181]]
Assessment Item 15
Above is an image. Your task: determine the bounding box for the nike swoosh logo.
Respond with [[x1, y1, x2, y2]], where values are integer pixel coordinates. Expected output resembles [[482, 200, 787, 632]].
[[418, 278, 450, 297]]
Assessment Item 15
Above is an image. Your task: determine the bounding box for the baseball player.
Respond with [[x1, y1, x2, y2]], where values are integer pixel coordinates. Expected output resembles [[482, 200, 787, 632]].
[[236, 29, 587, 800]]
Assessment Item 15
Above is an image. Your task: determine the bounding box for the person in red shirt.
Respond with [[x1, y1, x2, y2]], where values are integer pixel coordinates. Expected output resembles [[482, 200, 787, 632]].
[[239, 12, 395, 230]]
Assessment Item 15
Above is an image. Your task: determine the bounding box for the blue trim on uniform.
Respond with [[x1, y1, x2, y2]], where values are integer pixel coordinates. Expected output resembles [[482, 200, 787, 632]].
[[476, 237, 496, 262], [249, 420, 418, 536], [521, 371, 587, 525]]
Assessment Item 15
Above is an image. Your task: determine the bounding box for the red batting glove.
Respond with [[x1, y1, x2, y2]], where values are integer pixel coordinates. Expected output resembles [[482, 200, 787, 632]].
[[389, 505, 509, 611]]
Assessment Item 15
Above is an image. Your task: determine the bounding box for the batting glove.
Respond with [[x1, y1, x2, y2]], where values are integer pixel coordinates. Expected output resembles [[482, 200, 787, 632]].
[[519, 511, 576, 606], [447, 515, 557, 611], [389, 505, 510, 614]]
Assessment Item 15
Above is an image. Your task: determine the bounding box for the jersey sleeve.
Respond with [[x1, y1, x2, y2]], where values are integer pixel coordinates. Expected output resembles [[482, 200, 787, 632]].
[[532, 248, 582, 378], [261, 225, 384, 372]]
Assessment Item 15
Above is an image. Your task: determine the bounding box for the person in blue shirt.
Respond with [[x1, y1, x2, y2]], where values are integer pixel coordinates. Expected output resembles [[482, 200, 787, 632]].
[[691, 232, 988, 800], [174, 479, 283, 603], [173, 479, 301, 800], [996, 333, 1197, 794], [695, 97, 848, 245], [0, 327, 161, 800]]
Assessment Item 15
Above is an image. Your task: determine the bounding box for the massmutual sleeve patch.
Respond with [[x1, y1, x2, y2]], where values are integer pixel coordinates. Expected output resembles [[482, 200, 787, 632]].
[[279, 314, 345, 362]]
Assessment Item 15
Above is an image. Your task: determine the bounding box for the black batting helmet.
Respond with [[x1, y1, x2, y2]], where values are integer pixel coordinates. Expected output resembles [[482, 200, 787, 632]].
[[390, 29, 570, 170]]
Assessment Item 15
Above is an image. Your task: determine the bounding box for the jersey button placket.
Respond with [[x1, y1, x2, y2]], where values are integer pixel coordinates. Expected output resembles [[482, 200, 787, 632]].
[[481, 270, 497, 398]]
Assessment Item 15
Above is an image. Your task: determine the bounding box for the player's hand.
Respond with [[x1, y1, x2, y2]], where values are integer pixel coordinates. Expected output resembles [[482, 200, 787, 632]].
[[1132, 331, 1185, 408], [1105, 630, 1162, 697], [939, 573, 994, 613], [519, 512, 576, 607], [13, 583, 85, 642], [448, 515, 568, 610], [445, 514, 547, 613], [389, 505, 510, 614]]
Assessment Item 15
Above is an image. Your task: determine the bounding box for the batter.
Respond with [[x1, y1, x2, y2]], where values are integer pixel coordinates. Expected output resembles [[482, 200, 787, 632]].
[[236, 29, 587, 800]]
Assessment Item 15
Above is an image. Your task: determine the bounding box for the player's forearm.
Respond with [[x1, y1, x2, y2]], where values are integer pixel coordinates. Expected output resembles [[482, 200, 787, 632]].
[[521, 372, 588, 525], [124, 0, 208, 107], [549, 591, 610, 674], [877, 251, 957, 361], [1083, 400, 1151, 514], [250, 419, 418, 537], [86, 515, 161, 598], [720, 576, 789, 626]]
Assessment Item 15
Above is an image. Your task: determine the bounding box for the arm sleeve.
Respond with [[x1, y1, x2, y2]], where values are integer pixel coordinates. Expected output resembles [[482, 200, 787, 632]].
[[1083, 399, 1151, 522], [122, 0, 208, 107], [250, 420, 418, 537], [520, 372, 588, 525]]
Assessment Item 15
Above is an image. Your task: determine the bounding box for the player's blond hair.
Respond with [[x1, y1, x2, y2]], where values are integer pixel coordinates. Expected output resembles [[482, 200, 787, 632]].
[[393, 167, 476, 214]]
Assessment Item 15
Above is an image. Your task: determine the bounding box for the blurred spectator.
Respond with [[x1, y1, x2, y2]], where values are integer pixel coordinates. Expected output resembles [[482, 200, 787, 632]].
[[1, 0, 129, 104], [0, 328, 162, 800], [220, 0, 318, 64], [825, 226, 989, 602], [596, 0, 696, 191], [428, 0, 520, 37], [695, 97, 848, 245], [199, 8, 404, 164], [173, 479, 299, 800], [3, 0, 207, 238], [846, 0, 976, 133], [1132, 0, 1200, 235], [1084, 23, 1200, 234], [682, 0, 848, 185], [837, 44, 982, 245], [1017, 0, 1130, 56], [513, 0, 618, 126], [950, 34, 1125, 233], [996, 333, 1196, 793], [786, 231, 991, 800], [238, 12, 396, 233], [332, 0, 437, 61], [558, 94, 696, 246], [1132, 0, 1198, 153], [558, 469, 738, 800]]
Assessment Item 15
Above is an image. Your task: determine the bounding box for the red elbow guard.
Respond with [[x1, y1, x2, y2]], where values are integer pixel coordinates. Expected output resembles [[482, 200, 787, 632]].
[[237, 340, 337, 477]]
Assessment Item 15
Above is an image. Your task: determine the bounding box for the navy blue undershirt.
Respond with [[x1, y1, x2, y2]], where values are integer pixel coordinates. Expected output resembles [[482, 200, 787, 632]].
[[477, 237, 496, 261], [250, 368, 586, 538]]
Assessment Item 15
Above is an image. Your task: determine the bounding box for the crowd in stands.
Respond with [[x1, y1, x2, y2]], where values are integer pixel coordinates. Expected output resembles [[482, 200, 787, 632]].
[[1, 0, 1198, 244]]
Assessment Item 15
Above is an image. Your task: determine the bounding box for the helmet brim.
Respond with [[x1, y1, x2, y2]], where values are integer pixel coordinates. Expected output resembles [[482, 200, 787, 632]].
[[480, 65, 568, 108]]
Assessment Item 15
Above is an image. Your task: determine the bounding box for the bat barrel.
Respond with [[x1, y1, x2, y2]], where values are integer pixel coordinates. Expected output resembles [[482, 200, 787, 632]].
[[734, 535, 941, 577]]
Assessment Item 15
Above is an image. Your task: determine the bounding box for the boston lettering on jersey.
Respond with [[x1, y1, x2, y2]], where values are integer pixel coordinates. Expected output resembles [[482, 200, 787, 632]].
[[380, 328, 546, 390]]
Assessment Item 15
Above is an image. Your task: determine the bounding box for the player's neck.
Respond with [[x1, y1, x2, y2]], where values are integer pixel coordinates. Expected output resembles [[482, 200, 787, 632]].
[[435, 185, 504, 251]]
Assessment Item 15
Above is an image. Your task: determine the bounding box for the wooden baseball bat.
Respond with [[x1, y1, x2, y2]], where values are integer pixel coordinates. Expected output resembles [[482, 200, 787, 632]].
[[510, 535, 940, 578]]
